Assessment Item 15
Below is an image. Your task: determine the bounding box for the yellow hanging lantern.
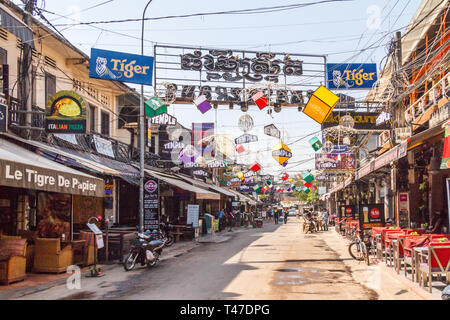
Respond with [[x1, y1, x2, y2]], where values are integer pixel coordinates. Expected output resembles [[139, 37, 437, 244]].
[[288, 178, 294, 183], [303, 85, 339, 124], [272, 142, 292, 165], [237, 171, 245, 181]]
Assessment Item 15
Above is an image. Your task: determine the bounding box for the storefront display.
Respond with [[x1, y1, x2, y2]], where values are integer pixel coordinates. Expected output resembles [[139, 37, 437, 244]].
[[36, 192, 71, 239]]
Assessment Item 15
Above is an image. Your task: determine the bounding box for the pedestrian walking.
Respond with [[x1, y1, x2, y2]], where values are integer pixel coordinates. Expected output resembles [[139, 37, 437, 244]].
[[321, 209, 329, 231], [274, 208, 279, 224]]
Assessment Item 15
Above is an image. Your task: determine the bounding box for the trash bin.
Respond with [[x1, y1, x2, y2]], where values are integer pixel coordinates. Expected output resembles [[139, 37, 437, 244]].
[[204, 214, 215, 234]]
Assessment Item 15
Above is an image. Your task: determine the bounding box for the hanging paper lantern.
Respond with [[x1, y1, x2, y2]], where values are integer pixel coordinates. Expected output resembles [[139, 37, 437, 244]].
[[235, 144, 245, 153], [245, 178, 251, 184], [308, 136, 323, 151], [304, 182, 313, 188], [287, 188, 292, 192], [267, 179, 273, 185], [194, 95, 212, 114], [291, 184, 296, 190], [272, 142, 292, 165], [237, 172, 245, 181], [145, 97, 167, 117], [252, 91, 268, 110], [302, 85, 339, 124], [253, 184, 261, 193], [288, 178, 294, 183], [282, 161, 288, 168], [303, 187, 311, 194], [302, 171, 314, 184], [441, 120, 450, 169], [250, 162, 261, 172]]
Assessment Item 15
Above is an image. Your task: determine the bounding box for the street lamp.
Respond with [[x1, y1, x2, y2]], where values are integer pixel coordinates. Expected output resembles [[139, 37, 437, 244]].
[[139, 0, 153, 233]]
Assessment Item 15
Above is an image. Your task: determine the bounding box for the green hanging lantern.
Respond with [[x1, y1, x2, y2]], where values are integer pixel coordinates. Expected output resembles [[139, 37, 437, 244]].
[[253, 184, 261, 193], [302, 171, 314, 184], [267, 179, 272, 185], [303, 187, 311, 194], [308, 136, 323, 151], [145, 97, 167, 117], [291, 184, 296, 190]]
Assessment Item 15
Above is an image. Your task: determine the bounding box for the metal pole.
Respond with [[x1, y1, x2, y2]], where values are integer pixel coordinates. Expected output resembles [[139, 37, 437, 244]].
[[139, 0, 153, 233]]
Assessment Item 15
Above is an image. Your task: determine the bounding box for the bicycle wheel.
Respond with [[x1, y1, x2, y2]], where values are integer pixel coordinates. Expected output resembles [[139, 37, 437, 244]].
[[348, 242, 364, 261]]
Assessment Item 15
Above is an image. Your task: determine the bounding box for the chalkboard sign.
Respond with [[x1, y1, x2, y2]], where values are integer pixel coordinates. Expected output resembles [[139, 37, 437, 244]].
[[144, 178, 159, 230], [187, 204, 199, 228]]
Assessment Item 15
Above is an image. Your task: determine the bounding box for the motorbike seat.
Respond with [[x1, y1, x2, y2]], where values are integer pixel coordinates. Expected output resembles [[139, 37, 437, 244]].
[[148, 240, 164, 248]]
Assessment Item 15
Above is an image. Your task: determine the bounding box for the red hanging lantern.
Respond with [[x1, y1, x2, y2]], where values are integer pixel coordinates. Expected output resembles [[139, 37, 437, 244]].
[[250, 162, 261, 172], [281, 173, 289, 181], [235, 144, 245, 153], [252, 91, 268, 110], [304, 182, 313, 188]]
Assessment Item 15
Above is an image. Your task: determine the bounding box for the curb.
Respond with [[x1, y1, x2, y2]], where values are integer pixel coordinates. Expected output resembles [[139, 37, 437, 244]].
[[376, 262, 440, 300]]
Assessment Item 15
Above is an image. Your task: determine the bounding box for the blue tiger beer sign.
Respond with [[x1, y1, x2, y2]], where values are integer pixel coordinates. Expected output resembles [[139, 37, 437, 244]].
[[89, 48, 154, 85], [326, 63, 377, 90]]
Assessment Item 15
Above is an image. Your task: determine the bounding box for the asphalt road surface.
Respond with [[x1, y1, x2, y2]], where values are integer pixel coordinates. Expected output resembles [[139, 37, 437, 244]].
[[11, 217, 421, 300]]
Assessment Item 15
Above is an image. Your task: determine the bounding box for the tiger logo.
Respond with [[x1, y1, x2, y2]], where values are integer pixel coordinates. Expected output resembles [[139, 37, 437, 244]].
[[96, 57, 108, 76]]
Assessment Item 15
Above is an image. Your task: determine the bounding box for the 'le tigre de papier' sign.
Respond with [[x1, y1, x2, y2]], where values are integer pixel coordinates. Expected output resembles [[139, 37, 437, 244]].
[[0, 160, 103, 197]]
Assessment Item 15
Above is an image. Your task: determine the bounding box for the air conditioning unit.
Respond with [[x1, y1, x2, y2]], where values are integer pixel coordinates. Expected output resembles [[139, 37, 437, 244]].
[[378, 130, 390, 147], [394, 127, 412, 143]]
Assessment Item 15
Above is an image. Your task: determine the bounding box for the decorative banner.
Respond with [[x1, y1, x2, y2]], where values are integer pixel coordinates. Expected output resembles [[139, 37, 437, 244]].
[[194, 95, 212, 114], [45, 91, 87, 134], [178, 145, 199, 164], [309, 136, 322, 151], [150, 112, 177, 126], [192, 123, 215, 157], [250, 162, 261, 172], [252, 91, 268, 110], [441, 121, 450, 169], [303, 86, 339, 124], [264, 124, 281, 139], [272, 142, 292, 165], [145, 96, 167, 117], [89, 48, 154, 85], [93, 135, 115, 158], [326, 63, 377, 90], [315, 153, 356, 170], [235, 134, 258, 144]]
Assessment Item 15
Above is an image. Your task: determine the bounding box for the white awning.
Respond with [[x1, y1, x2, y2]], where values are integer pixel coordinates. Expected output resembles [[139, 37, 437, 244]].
[[145, 170, 220, 200], [0, 138, 104, 197], [176, 174, 236, 198]]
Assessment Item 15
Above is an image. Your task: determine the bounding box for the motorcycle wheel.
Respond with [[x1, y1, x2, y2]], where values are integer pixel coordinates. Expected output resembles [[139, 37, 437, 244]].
[[165, 234, 175, 247], [147, 252, 160, 267], [124, 251, 139, 271]]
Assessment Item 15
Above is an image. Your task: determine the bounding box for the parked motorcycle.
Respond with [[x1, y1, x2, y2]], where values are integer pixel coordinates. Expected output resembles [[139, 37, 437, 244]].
[[159, 223, 175, 247], [123, 232, 166, 271]]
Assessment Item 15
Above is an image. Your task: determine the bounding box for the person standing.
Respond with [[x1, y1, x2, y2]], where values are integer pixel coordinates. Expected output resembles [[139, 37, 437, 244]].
[[274, 208, 279, 224], [321, 209, 329, 231]]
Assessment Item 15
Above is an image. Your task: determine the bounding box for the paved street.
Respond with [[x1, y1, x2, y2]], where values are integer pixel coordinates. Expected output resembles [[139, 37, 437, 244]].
[[3, 217, 422, 300]]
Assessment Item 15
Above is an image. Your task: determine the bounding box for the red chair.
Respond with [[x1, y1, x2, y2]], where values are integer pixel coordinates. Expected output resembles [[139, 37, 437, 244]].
[[385, 231, 406, 267], [417, 240, 450, 293]]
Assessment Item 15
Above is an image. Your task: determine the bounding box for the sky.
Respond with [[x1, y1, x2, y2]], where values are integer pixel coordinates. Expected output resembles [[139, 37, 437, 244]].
[[18, 0, 422, 177]]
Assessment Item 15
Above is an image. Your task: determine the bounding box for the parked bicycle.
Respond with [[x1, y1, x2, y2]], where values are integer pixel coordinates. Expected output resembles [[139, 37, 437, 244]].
[[348, 229, 371, 266]]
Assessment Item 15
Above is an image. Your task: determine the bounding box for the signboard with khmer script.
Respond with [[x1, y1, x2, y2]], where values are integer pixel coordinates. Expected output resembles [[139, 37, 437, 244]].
[[264, 124, 281, 139], [235, 134, 258, 144], [154, 45, 326, 106]]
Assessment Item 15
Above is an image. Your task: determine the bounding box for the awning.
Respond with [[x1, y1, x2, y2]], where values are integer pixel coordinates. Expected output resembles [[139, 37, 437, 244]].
[[176, 174, 236, 198], [0, 138, 103, 197], [407, 122, 446, 151], [0, 4, 35, 49], [1, 133, 140, 185], [145, 170, 220, 200]]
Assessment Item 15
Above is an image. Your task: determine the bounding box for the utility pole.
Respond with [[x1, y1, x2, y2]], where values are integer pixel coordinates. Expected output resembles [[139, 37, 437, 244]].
[[22, 0, 35, 139]]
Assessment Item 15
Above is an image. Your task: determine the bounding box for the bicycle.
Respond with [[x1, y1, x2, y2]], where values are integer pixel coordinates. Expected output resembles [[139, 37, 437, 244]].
[[348, 229, 371, 266]]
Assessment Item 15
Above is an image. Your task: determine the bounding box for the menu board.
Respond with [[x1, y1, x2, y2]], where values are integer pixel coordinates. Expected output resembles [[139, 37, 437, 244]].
[[144, 178, 159, 230], [359, 204, 385, 230], [187, 204, 199, 228]]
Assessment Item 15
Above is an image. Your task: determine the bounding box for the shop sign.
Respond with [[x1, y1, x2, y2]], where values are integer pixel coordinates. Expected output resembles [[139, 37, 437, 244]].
[[89, 48, 154, 85], [442, 121, 450, 169], [0, 103, 7, 132], [326, 63, 377, 90], [264, 124, 281, 139], [207, 160, 227, 168], [374, 145, 399, 171], [339, 205, 355, 219], [356, 161, 374, 180], [45, 91, 87, 134], [0, 159, 103, 197], [54, 134, 78, 145], [150, 113, 177, 126], [154, 45, 326, 106], [144, 178, 159, 230], [359, 204, 385, 230], [446, 178, 450, 229], [192, 123, 214, 157], [193, 169, 208, 177], [315, 153, 355, 170], [322, 111, 390, 130], [187, 204, 200, 228], [234, 134, 258, 144]]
